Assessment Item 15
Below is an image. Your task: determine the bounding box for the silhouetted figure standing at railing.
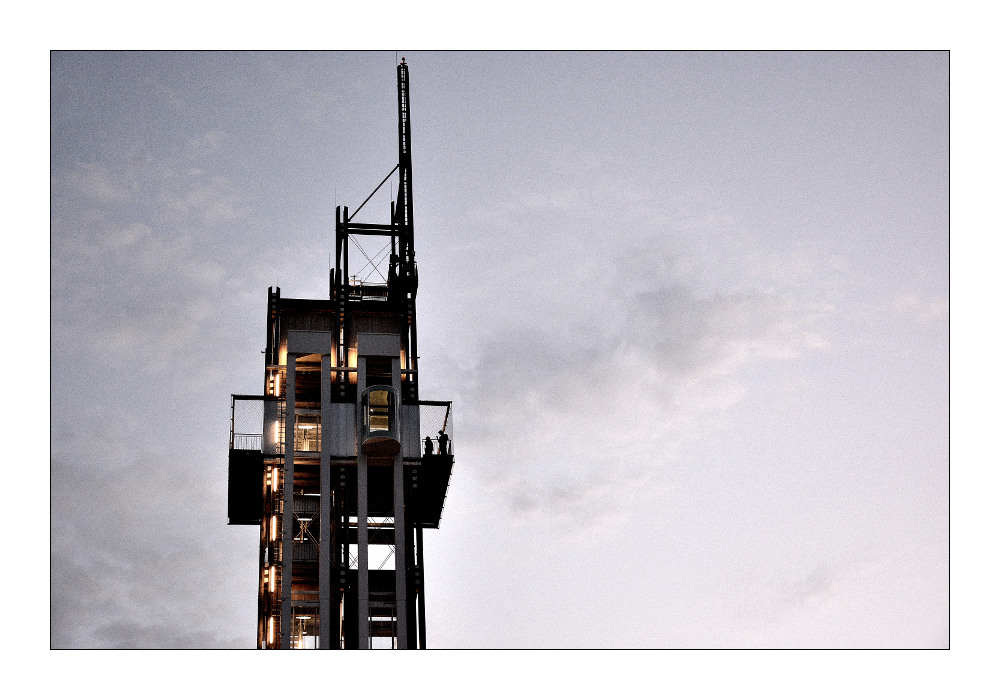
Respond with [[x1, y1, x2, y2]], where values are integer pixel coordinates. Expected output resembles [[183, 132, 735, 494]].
[[424, 435, 434, 456], [437, 430, 449, 455]]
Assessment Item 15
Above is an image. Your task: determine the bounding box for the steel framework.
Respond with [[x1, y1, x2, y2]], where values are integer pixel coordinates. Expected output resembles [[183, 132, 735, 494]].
[[228, 60, 454, 649]]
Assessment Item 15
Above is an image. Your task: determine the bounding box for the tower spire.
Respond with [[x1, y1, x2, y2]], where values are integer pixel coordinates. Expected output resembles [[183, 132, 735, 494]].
[[396, 59, 415, 272]]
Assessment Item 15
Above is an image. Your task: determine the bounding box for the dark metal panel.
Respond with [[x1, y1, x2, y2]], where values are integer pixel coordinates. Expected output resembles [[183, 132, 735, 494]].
[[228, 449, 264, 525], [415, 453, 454, 528]]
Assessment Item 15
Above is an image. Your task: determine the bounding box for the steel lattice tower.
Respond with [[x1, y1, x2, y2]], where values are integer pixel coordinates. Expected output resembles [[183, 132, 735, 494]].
[[227, 60, 454, 649]]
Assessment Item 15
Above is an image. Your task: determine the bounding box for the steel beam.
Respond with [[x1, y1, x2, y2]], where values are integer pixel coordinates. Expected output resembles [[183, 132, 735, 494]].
[[319, 351, 332, 648], [280, 355, 296, 649], [356, 356, 369, 649]]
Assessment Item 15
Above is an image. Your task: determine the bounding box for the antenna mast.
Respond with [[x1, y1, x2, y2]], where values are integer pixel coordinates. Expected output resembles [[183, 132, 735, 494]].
[[396, 58, 416, 277]]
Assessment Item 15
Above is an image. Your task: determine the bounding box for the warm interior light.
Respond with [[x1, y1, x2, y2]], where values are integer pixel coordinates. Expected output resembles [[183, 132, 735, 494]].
[[268, 616, 275, 645], [271, 515, 277, 542], [348, 347, 358, 384], [269, 566, 276, 593], [275, 372, 282, 397], [368, 390, 390, 432], [294, 415, 321, 451]]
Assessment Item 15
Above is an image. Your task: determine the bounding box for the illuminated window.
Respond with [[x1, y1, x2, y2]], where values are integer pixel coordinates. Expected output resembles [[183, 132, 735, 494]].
[[294, 414, 321, 451], [292, 609, 318, 649]]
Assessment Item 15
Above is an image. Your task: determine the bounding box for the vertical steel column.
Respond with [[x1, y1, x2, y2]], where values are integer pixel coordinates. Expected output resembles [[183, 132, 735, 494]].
[[257, 490, 267, 648], [409, 299, 418, 399], [319, 351, 332, 648], [416, 525, 426, 648], [356, 356, 369, 649], [391, 358, 408, 648], [341, 465, 350, 648], [281, 355, 296, 649], [404, 507, 416, 648], [343, 207, 349, 294], [331, 208, 340, 302]]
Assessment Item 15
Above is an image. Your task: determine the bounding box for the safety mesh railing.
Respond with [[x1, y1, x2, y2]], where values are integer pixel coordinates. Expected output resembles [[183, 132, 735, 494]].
[[230, 395, 266, 450], [419, 400, 453, 456]]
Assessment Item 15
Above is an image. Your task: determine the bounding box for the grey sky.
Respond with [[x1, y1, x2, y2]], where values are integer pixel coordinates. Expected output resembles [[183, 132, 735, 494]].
[[50, 51, 948, 650]]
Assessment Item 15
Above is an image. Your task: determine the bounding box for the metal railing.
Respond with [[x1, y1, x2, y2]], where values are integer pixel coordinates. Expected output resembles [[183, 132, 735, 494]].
[[419, 400, 454, 456], [230, 394, 280, 452], [348, 280, 390, 301], [233, 433, 262, 451]]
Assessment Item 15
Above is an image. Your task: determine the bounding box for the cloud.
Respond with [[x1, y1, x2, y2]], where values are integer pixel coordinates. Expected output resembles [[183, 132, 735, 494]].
[[51, 453, 253, 649], [59, 162, 130, 204], [50, 152, 267, 648], [440, 173, 833, 539], [460, 278, 824, 532], [184, 130, 228, 159], [892, 292, 949, 323], [51, 153, 267, 385], [787, 563, 838, 607], [635, 286, 825, 373]]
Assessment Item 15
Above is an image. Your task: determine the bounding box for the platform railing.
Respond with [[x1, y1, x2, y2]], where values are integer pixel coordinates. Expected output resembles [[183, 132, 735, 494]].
[[419, 400, 453, 456], [233, 433, 262, 450], [230, 394, 278, 452]]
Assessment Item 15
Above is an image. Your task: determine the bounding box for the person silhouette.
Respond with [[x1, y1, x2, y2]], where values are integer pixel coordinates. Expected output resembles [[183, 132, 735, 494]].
[[424, 435, 434, 456], [437, 430, 449, 455]]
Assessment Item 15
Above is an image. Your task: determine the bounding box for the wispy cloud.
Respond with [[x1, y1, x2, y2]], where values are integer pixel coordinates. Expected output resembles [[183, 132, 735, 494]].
[[50, 151, 266, 648], [51, 153, 264, 377], [51, 454, 252, 648], [892, 291, 949, 323], [461, 277, 825, 531]]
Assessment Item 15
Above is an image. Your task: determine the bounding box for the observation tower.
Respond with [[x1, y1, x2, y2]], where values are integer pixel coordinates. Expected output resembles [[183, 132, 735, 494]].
[[227, 60, 454, 649]]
